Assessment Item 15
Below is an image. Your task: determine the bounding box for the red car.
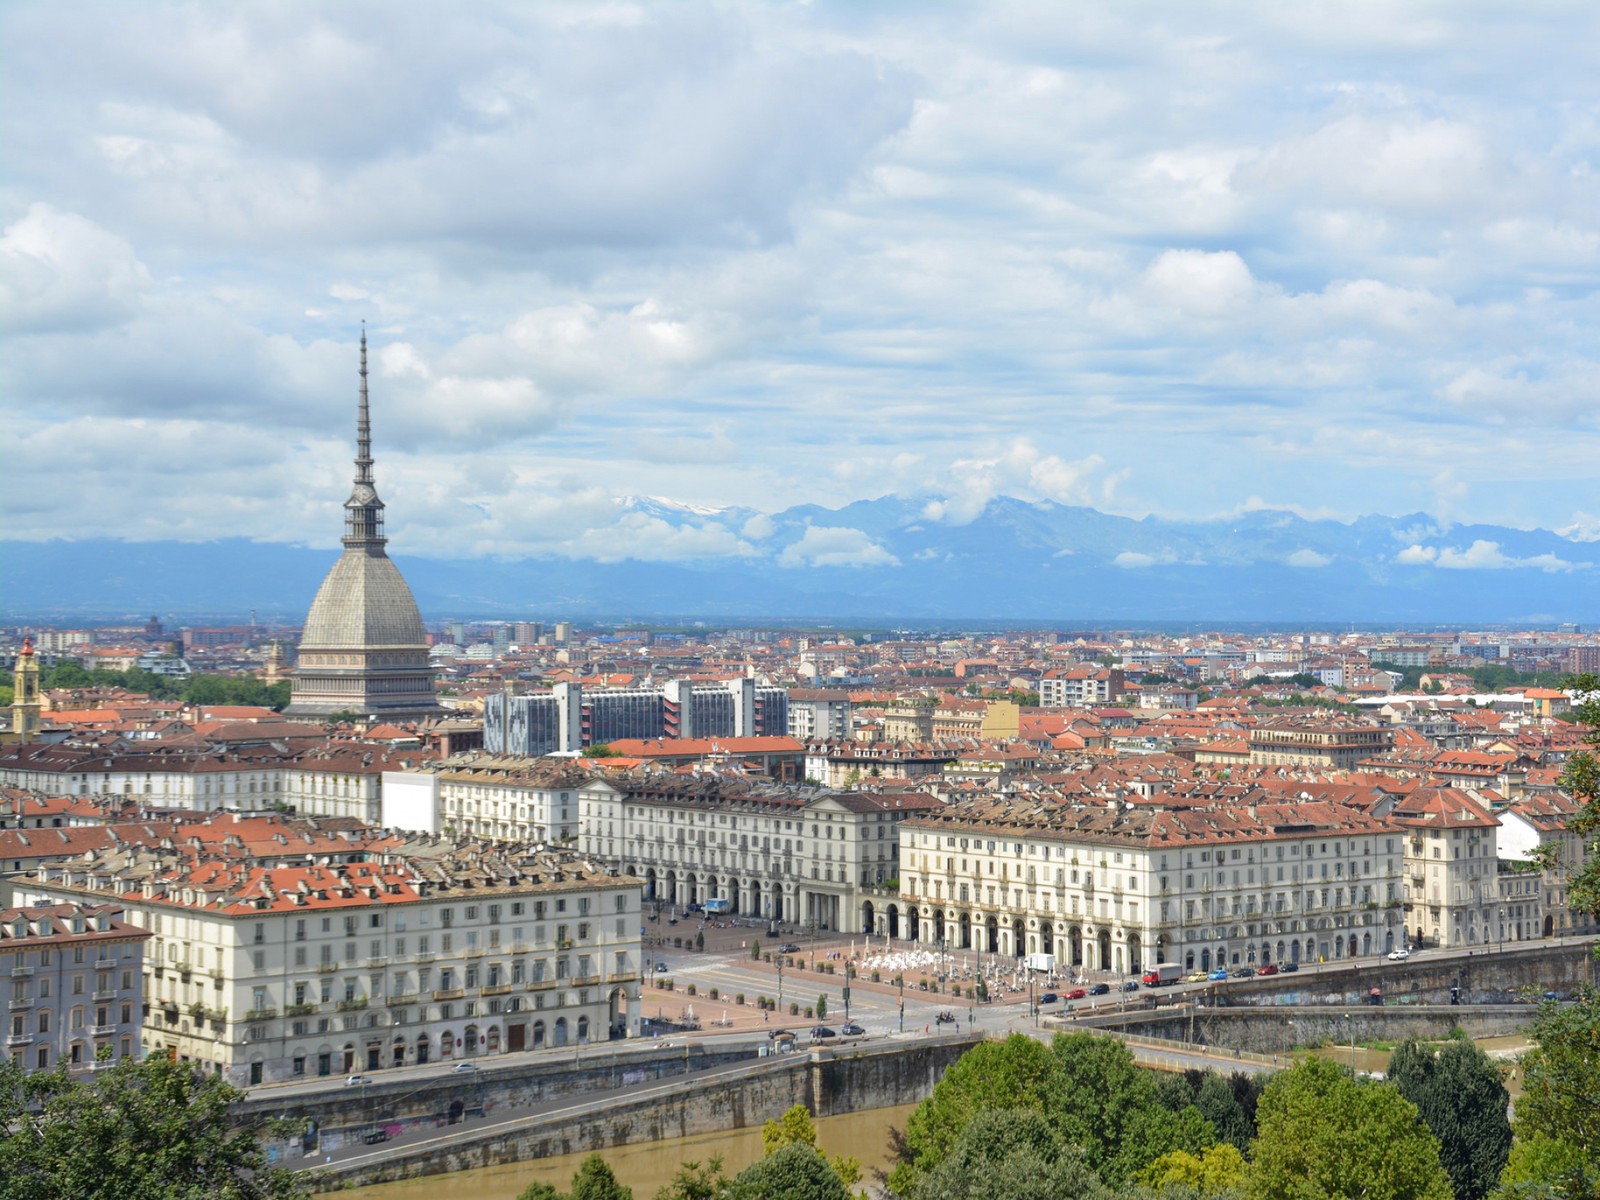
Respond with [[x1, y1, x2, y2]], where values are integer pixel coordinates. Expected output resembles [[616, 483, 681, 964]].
[[1064, 987, 1088, 1000], [1257, 963, 1278, 976]]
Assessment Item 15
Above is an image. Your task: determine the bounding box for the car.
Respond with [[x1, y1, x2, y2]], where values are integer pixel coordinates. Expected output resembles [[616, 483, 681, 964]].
[[452, 1060, 478, 1071], [1232, 967, 1255, 979], [1121, 980, 1140, 992], [809, 1026, 838, 1041], [1279, 960, 1299, 972], [839, 1022, 865, 1036], [1387, 948, 1411, 961], [778, 943, 801, 954], [344, 1074, 367, 1087], [1039, 992, 1058, 1005], [1186, 970, 1209, 983], [361, 1129, 389, 1145], [1065, 987, 1087, 1000], [1257, 963, 1278, 976], [1088, 982, 1110, 995], [686, 903, 703, 914], [654, 961, 669, 973], [1208, 968, 1229, 981]]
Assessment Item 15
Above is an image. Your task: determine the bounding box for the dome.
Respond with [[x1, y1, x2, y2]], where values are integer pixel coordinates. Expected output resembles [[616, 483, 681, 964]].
[[299, 549, 428, 650]]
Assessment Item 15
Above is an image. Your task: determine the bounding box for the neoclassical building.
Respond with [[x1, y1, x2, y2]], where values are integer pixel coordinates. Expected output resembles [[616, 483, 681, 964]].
[[286, 330, 440, 721], [896, 795, 1405, 975]]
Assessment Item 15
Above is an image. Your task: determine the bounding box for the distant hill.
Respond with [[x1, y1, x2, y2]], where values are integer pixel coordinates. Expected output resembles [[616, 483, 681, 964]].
[[3, 496, 1596, 623]]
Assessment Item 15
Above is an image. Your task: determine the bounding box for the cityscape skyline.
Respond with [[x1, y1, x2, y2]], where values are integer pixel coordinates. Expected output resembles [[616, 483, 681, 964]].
[[3, 2, 1598, 578]]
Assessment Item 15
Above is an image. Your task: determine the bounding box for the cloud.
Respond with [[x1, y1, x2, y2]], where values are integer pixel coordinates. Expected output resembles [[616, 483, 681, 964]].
[[1395, 540, 1586, 572], [0, 204, 152, 333], [923, 439, 1113, 525], [778, 526, 898, 569], [563, 513, 757, 563], [1286, 549, 1331, 568], [1142, 249, 1259, 318]]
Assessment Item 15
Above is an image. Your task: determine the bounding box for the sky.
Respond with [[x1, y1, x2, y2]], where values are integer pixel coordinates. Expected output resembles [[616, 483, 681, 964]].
[[2, 0, 1598, 565]]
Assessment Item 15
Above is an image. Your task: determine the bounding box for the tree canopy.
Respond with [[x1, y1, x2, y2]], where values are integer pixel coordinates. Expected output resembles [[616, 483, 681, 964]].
[[1246, 1056, 1451, 1200], [1554, 673, 1600, 925], [913, 1109, 1113, 1200], [38, 660, 291, 710], [0, 1053, 305, 1200], [1388, 1033, 1512, 1200], [1498, 989, 1600, 1199]]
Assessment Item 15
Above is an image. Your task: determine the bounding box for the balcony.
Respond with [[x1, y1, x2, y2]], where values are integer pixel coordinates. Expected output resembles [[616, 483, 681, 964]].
[[607, 971, 638, 984], [464, 947, 484, 959], [94, 958, 116, 971], [414, 952, 436, 963], [316, 963, 338, 974], [8, 997, 32, 1011], [89, 1024, 117, 1037], [527, 978, 556, 991], [431, 988, 464, 1002], [365, 956, 389, 968], [573, 974, 601, 987], [243, 1007, 277, 1022], [6, 1033, 31, 1047], [94, 989, 117, 1002], [481, 983, 512, 996], [335, 998, 368, 1012], [9, 966, 33, 978]]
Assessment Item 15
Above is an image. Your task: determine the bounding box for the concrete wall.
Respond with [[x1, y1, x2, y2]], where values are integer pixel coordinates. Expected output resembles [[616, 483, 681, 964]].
[[301, 1034, 980, 1190]]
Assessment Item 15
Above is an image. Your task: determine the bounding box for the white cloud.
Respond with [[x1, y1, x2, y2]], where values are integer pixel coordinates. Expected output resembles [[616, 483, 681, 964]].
[[0, 204, 151, 333], [1114, 551, 1157, 569], [1396, 540, 1586, 572], [563, 513, 757, 563], [924, 439, 1113, 525], [778, 526, 898, 569], [1142, 249, 1258, 318], [1286, 549, 1331, 568]]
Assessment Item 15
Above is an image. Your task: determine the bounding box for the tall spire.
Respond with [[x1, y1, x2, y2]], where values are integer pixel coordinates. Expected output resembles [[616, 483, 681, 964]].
[[356, 321, 374, 486], [342, 322, 387, 552]]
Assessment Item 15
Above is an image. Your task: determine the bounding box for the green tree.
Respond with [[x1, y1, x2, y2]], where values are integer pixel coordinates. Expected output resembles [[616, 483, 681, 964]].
[[1388, 1033, 1512, 1200], [569, 1153, 633, 1200], [1499, 989, 1600, 1198], [913, 1109, 1112, 1200], [1050, 1031, 1213, 1184], [816, 994, 827, 1020], [1246, 1056, 1451, 1200], [582, 743, 621, 758], [892, 1034, 1062, 1195], [728, 1143, 850, 1200], [0, 1052, 306, 1200], [652, 1158, 730, 1200], [1138, 1143, 1248, 1195], [759, 1104, 861, 1191]]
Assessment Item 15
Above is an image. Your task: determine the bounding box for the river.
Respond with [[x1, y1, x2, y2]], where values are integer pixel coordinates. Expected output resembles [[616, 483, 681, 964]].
[[322, 1103, 919, 1200]]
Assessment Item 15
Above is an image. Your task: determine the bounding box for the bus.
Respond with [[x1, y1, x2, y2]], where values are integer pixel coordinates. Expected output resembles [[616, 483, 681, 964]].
[[704, 898, 732, 915]]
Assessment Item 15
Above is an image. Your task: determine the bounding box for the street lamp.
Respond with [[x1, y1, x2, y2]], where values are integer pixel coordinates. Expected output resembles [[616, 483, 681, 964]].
[[1498, 908, 1505, 956], [898, 974, 904, 1034]]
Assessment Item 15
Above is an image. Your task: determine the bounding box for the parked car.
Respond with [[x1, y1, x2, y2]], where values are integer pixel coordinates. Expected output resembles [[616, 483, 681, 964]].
[[1065, 987, 1087, 1000], [344, 1074, 367, 1087], [1039, 992, 1059, 1005], [1387, 947, 1411, 961], [809, 1026, 838, 1041], [778, 943, 801, 954], [1121, 980, 1140, 992], [1232, 967, 1255, 979], [839, 1023, 865, 1036], [1279, 960, 1299, 972], [1208, 968, 1229, 981], [1257, 963, 1279, 976], [452, 1060, 478, 1071], [1088, 982, 1110, 996], [1186, 970, 1210, 983]]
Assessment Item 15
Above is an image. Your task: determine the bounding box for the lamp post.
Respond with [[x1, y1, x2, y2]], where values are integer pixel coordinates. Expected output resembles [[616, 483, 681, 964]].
[[777, 956, 785, 1016], [898, 974, 904, 1034], [1498, 907, 1505, 957]]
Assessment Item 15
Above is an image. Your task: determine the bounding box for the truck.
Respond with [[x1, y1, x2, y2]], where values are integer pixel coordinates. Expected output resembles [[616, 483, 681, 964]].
[[1141, 963, 1181, 987], [1025, 952, 1056, 973], [704, 897, 732, 915]]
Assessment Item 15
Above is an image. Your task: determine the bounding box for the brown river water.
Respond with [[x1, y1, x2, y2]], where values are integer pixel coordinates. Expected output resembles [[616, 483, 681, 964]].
[[323, 1103, 919, 1200], [326, 1034, 1532, 1200]]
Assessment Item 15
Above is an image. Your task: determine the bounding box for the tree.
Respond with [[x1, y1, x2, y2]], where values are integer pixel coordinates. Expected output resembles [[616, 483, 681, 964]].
[[1388, 1033, 1512, 1200], [652, 1158, 730, 1200], [759, 1104, 861, 1191], [1553, 674, 1600, 924], [1246, 1056, 1452, 1200], [816, 994, 827, 1020], [568, 1154, 633, 1200], [1050, 1031, 1213, 1184], [1498, 990, 1600, 1198], [582, 744, 622, 758], [0, 1052, 306, 1200], [1138, 1143, 1248, 1195], [891, 1034, 1062, 1195], [728, 1143, 850, 1200], [913, 1109, 1112, 1200]]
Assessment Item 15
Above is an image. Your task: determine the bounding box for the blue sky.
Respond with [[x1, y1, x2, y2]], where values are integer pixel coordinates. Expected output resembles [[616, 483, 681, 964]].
[[2, 1, 1597, 564]]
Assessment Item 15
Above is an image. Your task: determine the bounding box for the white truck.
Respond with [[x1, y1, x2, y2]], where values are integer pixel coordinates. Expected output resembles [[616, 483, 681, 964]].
[[1025, 952, 1056, 973]]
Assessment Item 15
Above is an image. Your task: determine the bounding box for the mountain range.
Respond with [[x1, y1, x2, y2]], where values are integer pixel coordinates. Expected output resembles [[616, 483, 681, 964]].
[[3, 496, 1595, 624]]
